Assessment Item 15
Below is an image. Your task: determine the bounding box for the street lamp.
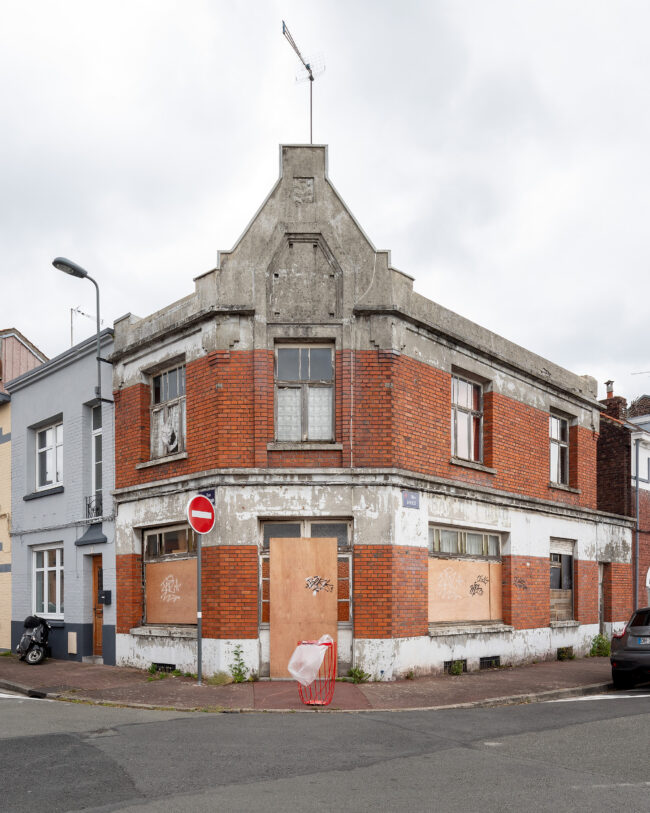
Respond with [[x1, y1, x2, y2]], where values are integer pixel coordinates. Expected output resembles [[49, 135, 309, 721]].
[[52, 257, 103, 402]]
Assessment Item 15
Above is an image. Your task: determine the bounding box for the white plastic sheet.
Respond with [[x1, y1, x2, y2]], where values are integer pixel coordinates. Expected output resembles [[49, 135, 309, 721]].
[[287, 634, 334, 686]]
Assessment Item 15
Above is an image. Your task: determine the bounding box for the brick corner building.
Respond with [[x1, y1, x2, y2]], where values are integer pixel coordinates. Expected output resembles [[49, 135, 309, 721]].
[[112, 145, 633, 679]]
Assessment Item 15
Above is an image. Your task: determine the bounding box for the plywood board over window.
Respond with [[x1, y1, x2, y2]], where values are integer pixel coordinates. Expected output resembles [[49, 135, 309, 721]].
[[269, 537, 338, 678], [145, 559, 197, 624], [428, 560, 502, 623]]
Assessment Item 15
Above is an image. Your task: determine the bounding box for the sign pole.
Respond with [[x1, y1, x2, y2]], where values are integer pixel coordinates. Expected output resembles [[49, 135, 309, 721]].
[[197, 532, 202, 685], [186, 492, 215, 687]]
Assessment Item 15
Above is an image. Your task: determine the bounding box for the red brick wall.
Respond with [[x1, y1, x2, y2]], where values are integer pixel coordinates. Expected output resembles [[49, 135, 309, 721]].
[[597, 412, 633, 516], [602, 562, 634, 622], [573, 560, 598, 624], [353, 545, 428, 639], [201, 546, 258, 639], [501, 555, 550, 630], [116, 554, 143, 634], [114, 349, 598, 511]]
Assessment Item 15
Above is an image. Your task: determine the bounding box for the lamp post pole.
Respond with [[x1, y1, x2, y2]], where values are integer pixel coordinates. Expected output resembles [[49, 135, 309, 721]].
[[52, 257, 102, 402]]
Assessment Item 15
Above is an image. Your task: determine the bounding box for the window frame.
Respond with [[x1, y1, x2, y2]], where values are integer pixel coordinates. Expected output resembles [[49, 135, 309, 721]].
[[549, 413, 569, 485], [91, 405, 103, 516], [32, 543, 64, 619], [428, 524, 501, 560], [143, 523, 196, 563], [451, 374, 483, 463], [150, 364, 186, 459], [274, 344, 335, 442], [36, 421, 63, 490]]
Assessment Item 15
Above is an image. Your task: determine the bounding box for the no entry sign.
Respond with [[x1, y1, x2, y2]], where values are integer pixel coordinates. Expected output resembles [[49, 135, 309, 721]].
[[186, 494, 216, 535]]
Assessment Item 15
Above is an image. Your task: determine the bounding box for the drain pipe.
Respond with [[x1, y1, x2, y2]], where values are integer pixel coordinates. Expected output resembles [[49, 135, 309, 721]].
[[634, 437, 640, 609]]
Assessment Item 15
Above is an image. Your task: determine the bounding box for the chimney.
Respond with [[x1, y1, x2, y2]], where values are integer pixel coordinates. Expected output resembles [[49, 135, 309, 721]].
[[605, 380, 614, 399]]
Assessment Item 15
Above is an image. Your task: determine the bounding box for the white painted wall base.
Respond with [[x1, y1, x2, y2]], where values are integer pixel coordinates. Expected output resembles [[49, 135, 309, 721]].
[[354, 622, 612, 680]]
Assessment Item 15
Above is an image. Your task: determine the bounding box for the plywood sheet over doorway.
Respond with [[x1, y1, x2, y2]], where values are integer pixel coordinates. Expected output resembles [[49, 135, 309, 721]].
[[269, 537, 338, 678]]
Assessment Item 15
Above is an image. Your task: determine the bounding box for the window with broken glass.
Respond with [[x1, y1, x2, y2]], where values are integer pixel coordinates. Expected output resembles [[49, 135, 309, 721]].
[[151, 365, 186, 459], [275, 346, 334, 442], [550, 545, 574, 622], [451, 375, 482, 462], [260, 520, 352, 625], [143, 525, 196, 562], [428, 525, 500, 559], [549, 414, 569, 485]]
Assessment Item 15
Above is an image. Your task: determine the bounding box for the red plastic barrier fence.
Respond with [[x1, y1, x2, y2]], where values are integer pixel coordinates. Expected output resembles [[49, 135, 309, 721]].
[[296, 640, 337, 706]]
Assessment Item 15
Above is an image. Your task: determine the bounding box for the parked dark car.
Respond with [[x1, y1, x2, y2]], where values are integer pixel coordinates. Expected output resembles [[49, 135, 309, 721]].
[[610, 606, 650, 688]]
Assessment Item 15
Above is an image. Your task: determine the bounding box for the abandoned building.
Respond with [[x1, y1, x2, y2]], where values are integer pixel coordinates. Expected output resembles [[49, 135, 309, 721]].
[[111, 144, 633, 679]]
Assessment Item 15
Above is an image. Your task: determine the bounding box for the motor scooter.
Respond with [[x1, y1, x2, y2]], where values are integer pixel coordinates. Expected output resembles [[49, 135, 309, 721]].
[[16, 615, 51, 664]]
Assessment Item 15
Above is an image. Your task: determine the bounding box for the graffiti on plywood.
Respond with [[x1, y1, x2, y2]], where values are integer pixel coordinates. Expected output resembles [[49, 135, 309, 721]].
[[437, 566, 464, 600], [160, 574, 182, 603], [305, 576, 334, 596], [469, 574, 489, 596]]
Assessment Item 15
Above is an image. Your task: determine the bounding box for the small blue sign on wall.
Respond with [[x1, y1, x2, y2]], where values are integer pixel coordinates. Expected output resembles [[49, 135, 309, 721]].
[[402, 490, 419, 509], [199, 488, 216, 505]]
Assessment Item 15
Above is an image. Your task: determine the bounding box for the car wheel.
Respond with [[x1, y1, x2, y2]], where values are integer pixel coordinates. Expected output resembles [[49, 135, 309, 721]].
[[612, 669, 634, 690]]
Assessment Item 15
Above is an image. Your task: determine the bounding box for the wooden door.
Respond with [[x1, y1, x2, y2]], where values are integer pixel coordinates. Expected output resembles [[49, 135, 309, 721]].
[[92, 555, 103, 656], [269, 537, 338, 678]]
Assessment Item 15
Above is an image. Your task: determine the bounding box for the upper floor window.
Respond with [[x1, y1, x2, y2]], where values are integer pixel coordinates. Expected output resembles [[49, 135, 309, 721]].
[[549, 414, 569, 485], [275, 345, 334, 442], [36, 422, 63, 489], [451, 375, 482, 462], [151, 365, 186, 458], [88, 405, 103, 517], [144, 524, 196, 562]]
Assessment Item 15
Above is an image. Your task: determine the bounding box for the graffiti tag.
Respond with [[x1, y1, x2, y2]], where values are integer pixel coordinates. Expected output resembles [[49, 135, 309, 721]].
[[469, 574, 489, 596], [305, 576, 334, 596], [160, 574, 182, 603]]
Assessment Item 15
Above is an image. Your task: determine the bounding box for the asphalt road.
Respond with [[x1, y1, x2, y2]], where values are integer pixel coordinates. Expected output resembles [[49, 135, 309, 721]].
[[1, 690, 648, 812]]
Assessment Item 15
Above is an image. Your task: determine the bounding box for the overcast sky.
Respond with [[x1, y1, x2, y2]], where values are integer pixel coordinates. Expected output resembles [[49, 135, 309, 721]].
[[2, 1, 648, 403]]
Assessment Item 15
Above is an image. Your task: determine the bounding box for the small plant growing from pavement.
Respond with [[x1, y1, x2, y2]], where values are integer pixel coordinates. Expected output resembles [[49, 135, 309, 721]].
[[206, 671, 232, 686], [589, 634, 611, 657], [450, 660, 464, 676], [405, 669, 415, 680], [347, 666, 371, 684], [147, 663, 158, 675], [230, 645, 248, 683]]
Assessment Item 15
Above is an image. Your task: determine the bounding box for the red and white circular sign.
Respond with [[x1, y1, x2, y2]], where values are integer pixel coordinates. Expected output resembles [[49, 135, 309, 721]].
[[186, 495, 216, 535]]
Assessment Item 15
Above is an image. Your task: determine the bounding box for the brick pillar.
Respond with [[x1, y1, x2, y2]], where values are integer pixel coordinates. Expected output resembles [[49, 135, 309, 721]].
[[501, 555, 550, 630], [116, 553, 143, 633], [202, 546, 259, 639], [254, 350, 273, 468], [573, 559, 598, 624], [353, 545, 427, 639], [603, 562, 634, 622]]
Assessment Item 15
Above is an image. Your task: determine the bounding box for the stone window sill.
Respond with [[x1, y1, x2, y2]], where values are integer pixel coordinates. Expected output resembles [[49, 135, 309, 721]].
[[428, 621, 513, 637], [136, 452, 188, 470], [548, 482, 581, 494], [450, 457, 496, 475], [267, 442, 343, 451], [130, 625, 197, 639], [549, 620, 579, 629], [24, 486, 64, 501]]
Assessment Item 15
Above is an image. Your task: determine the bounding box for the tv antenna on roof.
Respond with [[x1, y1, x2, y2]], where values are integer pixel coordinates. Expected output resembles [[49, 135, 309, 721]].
[[282, 20, 325, 144]]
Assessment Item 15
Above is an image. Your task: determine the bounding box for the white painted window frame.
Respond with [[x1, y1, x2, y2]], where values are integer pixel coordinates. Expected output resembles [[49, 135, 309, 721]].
[[36, 421, 63, 490], [32, 543, 64, 619]]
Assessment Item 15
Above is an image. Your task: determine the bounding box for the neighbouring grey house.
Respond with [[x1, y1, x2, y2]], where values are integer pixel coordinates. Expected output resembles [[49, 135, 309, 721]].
[[8, 329, 116, 664]]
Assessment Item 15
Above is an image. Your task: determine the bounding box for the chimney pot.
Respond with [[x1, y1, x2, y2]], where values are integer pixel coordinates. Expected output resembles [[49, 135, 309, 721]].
[[605, 379, 614, 398]]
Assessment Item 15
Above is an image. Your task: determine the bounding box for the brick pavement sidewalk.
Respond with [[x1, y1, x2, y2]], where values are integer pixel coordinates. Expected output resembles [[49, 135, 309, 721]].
[[0, 653, 613, 712]]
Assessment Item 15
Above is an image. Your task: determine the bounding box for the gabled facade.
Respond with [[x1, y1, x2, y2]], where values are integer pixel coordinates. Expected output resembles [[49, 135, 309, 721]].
[[0, 329, 47, 650], [8, 330, 116, 663], [112, 145, 632, 679]]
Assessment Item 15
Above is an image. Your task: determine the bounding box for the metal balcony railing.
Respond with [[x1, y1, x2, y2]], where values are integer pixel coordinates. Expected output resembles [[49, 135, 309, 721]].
[[85, 494, 103, 519]]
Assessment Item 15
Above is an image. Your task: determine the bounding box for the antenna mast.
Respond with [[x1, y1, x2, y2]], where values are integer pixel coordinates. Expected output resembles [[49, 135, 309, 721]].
[[282, 20, 325, 144]]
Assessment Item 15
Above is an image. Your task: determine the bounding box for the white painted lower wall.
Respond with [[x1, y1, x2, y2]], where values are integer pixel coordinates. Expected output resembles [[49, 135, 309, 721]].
[[354, 622, 610, 681]]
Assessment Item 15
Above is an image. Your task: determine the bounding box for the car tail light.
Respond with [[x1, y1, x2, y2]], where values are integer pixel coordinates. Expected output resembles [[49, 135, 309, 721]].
[[612, 624, 628, 640]]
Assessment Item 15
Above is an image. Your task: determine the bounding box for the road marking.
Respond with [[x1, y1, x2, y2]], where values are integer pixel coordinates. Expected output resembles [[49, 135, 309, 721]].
[[571, 782, 650, 790], [482, 742, 504, 747], [0, 692, 51, 701], [548, 693, 650, 702]]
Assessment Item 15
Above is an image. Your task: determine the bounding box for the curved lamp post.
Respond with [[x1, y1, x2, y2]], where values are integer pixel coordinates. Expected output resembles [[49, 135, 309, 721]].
[[52, 257, 102, 402]]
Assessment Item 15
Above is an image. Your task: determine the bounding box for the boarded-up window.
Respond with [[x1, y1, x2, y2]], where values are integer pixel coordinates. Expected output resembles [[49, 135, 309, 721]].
[[550, 541, 574, 621], [143, 525, 196, 625]]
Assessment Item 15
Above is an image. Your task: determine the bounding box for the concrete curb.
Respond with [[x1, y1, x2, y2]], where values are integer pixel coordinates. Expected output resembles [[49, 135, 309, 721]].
[[0, 678, 615, 713]]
